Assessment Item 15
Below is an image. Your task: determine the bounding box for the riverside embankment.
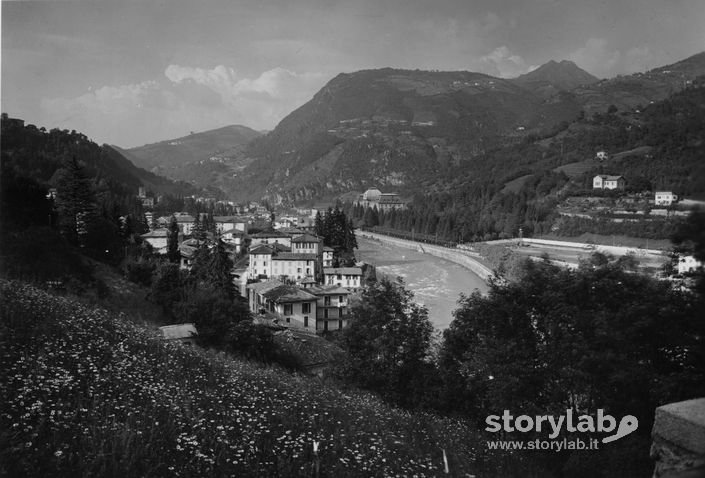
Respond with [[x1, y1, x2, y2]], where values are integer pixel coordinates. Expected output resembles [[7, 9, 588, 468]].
[[355, 232, 491, 329]]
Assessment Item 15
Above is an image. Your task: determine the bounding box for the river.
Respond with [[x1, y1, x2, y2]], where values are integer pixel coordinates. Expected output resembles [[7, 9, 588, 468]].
[[355, 236, 489, 329]]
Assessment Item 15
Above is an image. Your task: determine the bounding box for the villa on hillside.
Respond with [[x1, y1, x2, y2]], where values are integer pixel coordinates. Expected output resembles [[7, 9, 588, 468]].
[[593, 175, 626, 190], [655, 191, 678, 206]]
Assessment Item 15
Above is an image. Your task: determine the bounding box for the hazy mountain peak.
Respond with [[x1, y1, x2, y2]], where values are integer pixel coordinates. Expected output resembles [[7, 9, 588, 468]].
[[514, 59, 599, 92]]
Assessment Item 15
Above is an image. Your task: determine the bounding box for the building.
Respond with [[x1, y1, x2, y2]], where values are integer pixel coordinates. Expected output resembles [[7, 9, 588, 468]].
[[174, 214, 196, 235], [322, 246, 335, 267], [310, 285, 351, 332], [593, 175, 626, 190], [677, 255, 702, 275], [655, 191, 678, 206], [247, 280, 317, 330], [141, 228, 170, 253], [250, 230, 292, 248], [595, 151, 609, 161], [271, 253, 318, 281], [214, 216, 248, 234], [249, 244, 276, 279], [221, 228, 244, 254], [290, 234, 322, 254], [159, 323, 198, 346], [323, 267, 363, 289], [356, 188, 404, 210]]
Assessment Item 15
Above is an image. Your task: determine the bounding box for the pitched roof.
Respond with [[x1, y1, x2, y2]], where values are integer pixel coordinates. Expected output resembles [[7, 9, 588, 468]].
[[291, 233, 321, 243], [309, 285, 351, 295], [274, 253, 318, 261], [250, 244, 275, 255], [324, 267, 363, 275], [247, 279, 285, 294], [251, 230, 290, 238], [213, 216, 247, 223], [323, 246, 335, 252], [141, 228, 169, 238], [174, 215, 195, 223], [300, 276, 318, 284], [263, 285, 318, 303], [159, 323, 197, 340], [221, 227, 244, 236]]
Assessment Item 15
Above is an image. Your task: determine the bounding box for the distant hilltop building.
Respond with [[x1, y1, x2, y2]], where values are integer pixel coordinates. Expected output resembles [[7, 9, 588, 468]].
[[356, 188, 404, 211], [595, 151, 609, 161], [593, 175, 625, 190]]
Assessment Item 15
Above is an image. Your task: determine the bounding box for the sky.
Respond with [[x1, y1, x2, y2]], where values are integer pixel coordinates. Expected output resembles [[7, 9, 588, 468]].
[[2, 0, 704, 148]]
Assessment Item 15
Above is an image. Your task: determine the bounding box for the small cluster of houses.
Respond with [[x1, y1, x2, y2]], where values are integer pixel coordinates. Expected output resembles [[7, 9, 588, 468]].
[[245, 228, 364, 334], [142, 211, 366, 336], [591, 176, 679, 207]]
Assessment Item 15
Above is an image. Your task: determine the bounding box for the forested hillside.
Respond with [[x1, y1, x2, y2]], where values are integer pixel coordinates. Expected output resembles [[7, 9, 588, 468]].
[[0, 117, 199, 281], [350, 80, 705, 242]]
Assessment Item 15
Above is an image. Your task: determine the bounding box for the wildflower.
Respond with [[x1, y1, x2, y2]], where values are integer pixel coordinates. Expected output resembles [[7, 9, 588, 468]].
[[54, 450, 63, 458]]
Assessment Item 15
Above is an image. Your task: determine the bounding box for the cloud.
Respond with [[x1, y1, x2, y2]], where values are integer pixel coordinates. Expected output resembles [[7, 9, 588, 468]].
[[165, 64, 324, 103], [624, 46, 656, 74], [480, 46, 537, 78], [568, 38, 621, 78], [38, 66, 330, 147]]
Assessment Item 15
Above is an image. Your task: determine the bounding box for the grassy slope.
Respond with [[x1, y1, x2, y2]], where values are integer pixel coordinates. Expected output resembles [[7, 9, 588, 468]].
[[0, 281, 481, 477]]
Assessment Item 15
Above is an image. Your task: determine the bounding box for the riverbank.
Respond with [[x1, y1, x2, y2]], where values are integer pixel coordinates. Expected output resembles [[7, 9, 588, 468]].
[[357, 231, 494, 283]]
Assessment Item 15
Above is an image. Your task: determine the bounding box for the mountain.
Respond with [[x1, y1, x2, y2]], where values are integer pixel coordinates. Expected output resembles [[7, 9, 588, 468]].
[[234, 67, 584, 203], [513, 60, 599, 97], [120, 125, 262, 194], [0, 116, 202, 200], [571, 51, 705, 116], [226, 53, 705, 205]]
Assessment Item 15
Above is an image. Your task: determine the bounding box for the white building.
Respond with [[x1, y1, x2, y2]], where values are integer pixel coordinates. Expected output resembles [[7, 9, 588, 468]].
[[141, 228, 169, 253], [323, 267, 363, 289], [593, 175, 625, 190], [655, 191, 678, 206], [677, 255, 702, 275]]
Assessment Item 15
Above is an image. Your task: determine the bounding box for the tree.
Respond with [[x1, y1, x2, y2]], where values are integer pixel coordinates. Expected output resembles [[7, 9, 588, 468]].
[[54, 156, 98, 246], [166, 216, 180, 263], [439, 256, 705, 475], [339, 278, 435, 407]]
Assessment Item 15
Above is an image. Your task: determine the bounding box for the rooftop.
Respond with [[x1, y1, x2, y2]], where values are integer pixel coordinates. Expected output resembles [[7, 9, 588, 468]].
[[159, 323, 197, 340], [262, 284, 318, 303], [324, 267, 363, 275], [275, 253, 319, 261], [291, 233, 322, 243]]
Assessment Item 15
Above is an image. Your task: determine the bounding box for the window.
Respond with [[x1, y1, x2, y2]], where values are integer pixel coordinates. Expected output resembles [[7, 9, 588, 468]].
[[302, 302, 311, 314], [339, 295, 344, 304], [338, 320, 343, 330], [304, 316, 308, 327], [324, 308, 329, 319], [337, 274, 342, 280], [283, 304, 292, 316], [324, 296, 331, 306], [297, 267, 302, 274]]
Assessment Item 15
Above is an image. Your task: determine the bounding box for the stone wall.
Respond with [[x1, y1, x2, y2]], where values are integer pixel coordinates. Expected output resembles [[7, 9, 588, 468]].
[[651, 398, 705, 478]]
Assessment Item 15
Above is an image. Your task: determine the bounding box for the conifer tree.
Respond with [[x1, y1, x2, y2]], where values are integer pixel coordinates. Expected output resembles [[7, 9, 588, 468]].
[[166, 215, 180, 263], [54, 156, 98, 246]]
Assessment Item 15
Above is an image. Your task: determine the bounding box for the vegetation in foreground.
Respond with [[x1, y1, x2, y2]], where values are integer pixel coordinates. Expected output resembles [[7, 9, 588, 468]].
[[0, 280, 478, 477]]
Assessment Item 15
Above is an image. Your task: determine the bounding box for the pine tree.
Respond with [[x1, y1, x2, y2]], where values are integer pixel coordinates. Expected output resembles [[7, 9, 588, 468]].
[[166, 215, 180, 263], [54, 156, 98, 246]]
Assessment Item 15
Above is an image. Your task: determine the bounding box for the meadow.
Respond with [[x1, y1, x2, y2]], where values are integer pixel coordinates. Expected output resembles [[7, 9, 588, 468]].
[[0, 280, 483, 477]]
